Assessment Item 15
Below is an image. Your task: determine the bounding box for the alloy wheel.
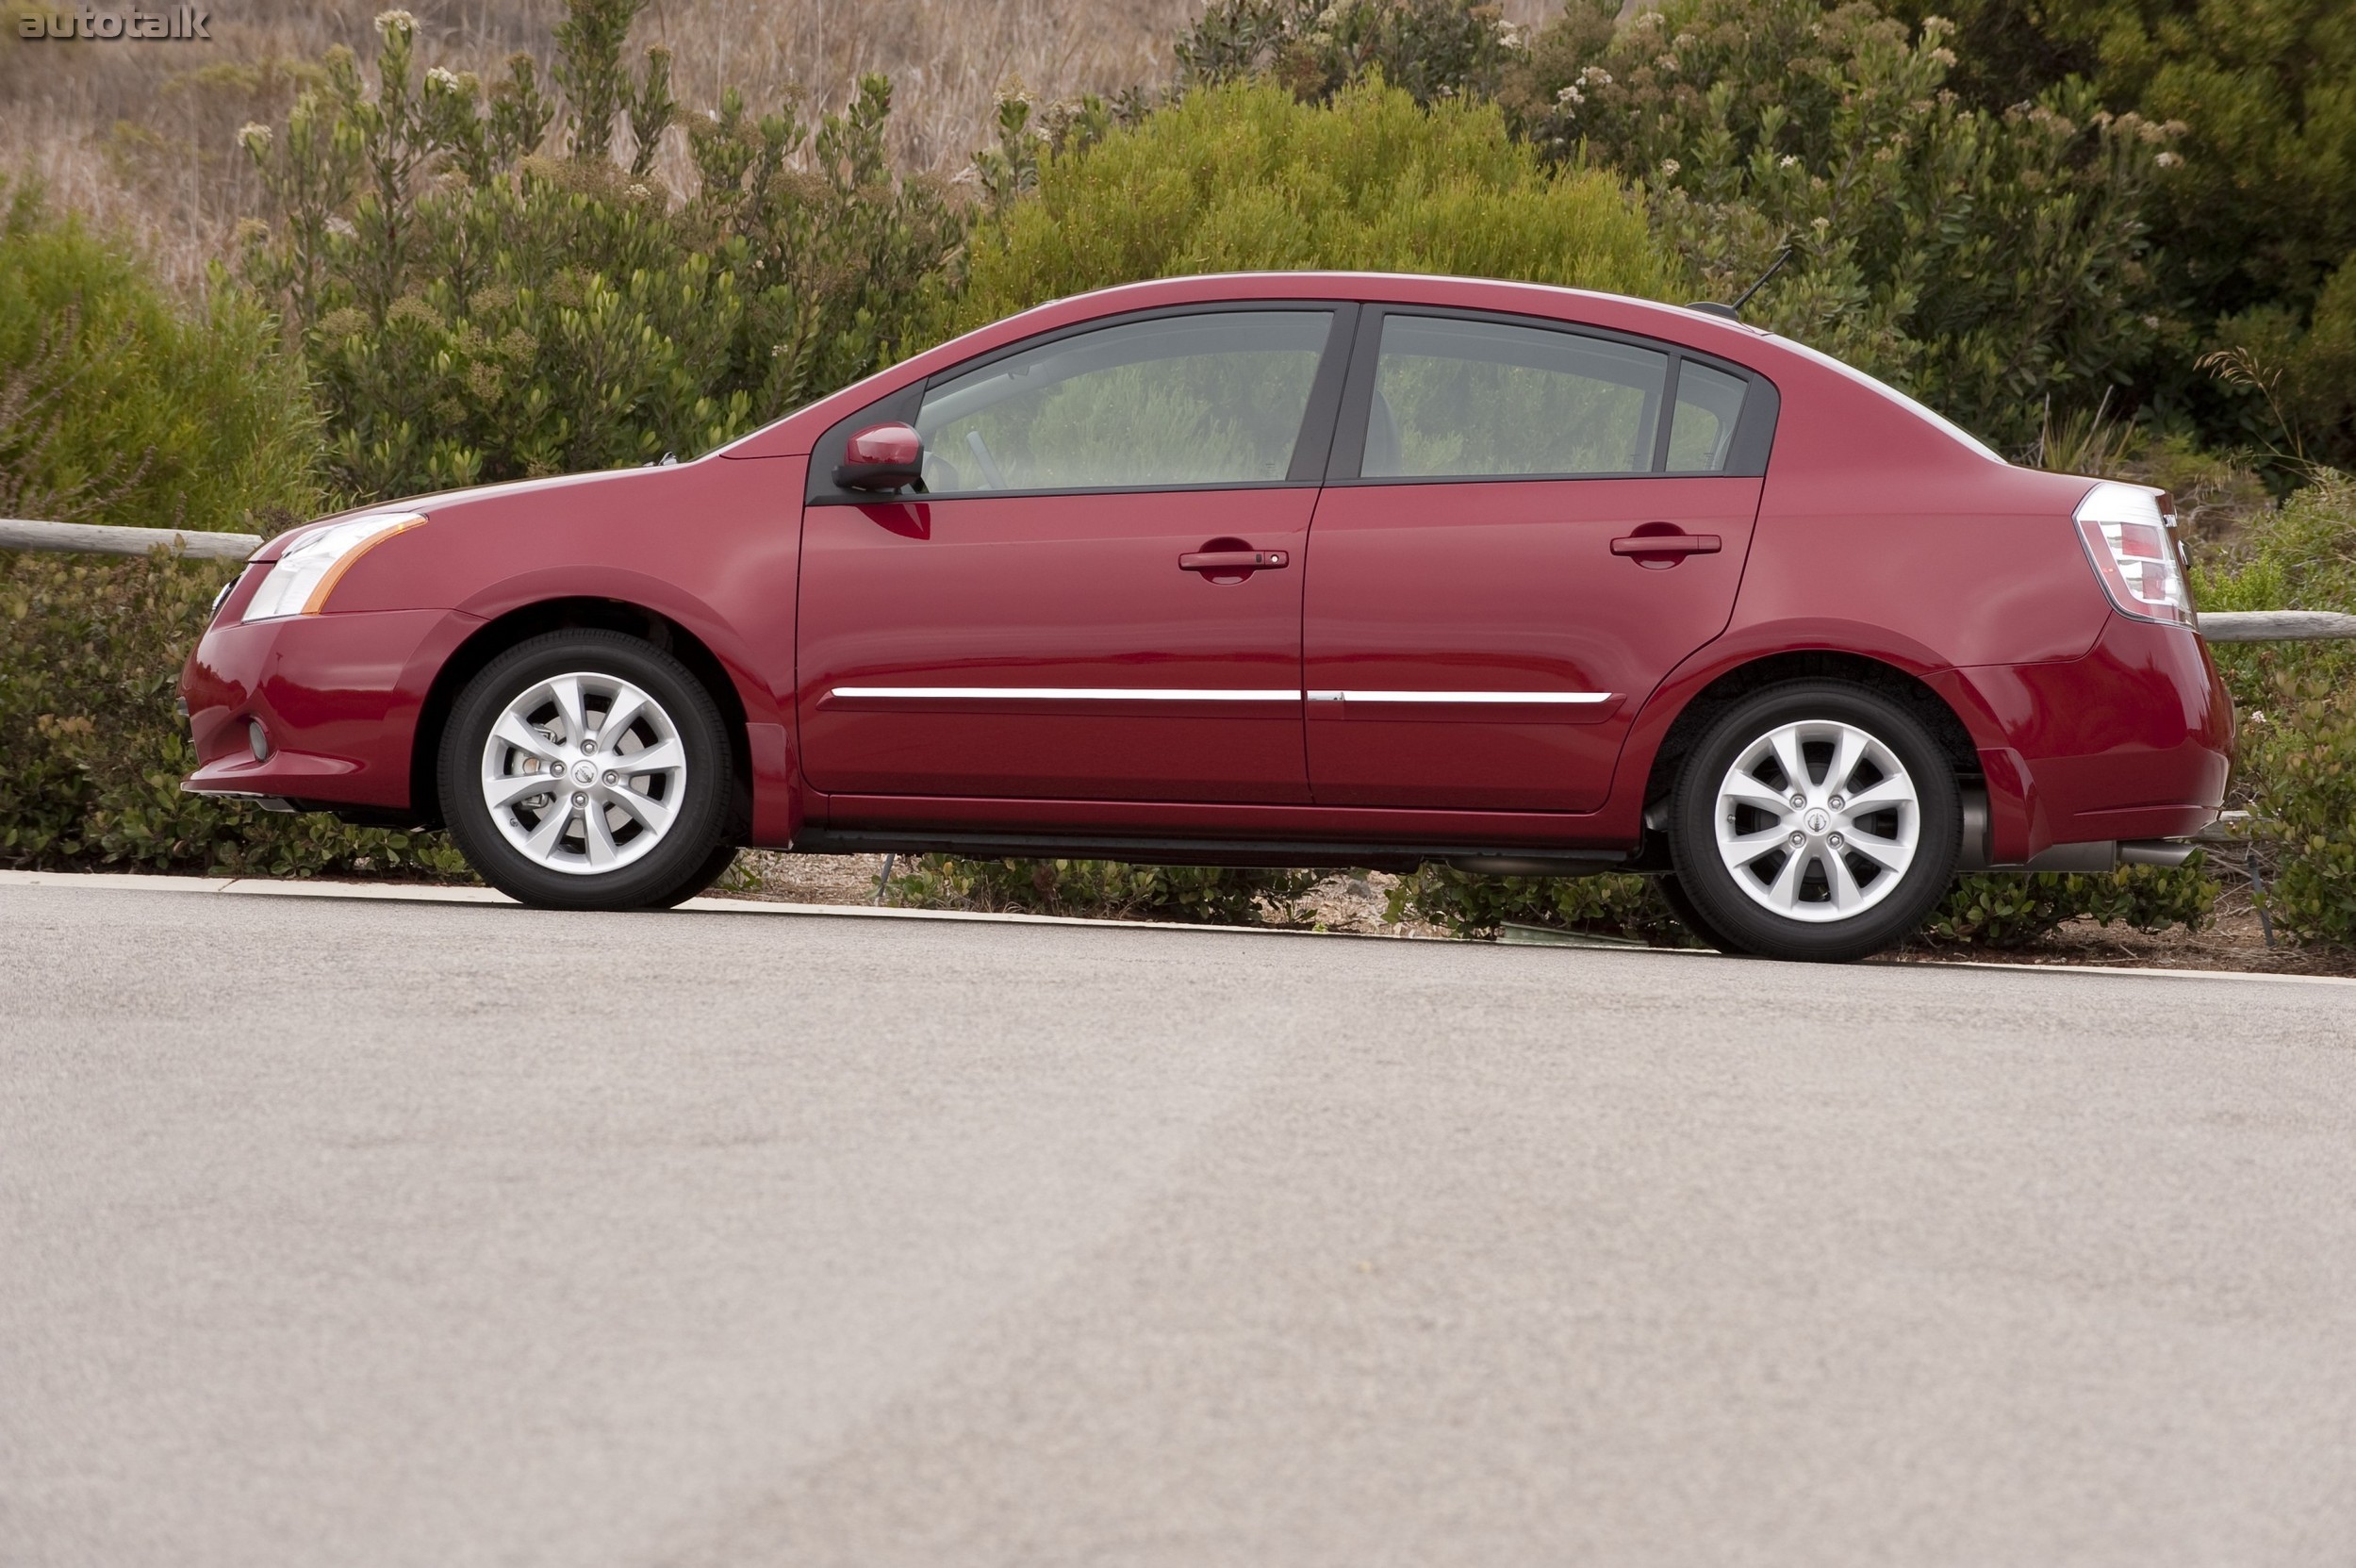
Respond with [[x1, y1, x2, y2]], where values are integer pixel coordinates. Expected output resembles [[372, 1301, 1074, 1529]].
[[1711, 718, 1920, 923], [478, 670, 687, 875]]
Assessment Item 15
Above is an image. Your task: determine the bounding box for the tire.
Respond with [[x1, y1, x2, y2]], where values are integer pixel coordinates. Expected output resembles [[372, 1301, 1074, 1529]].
[[1655, 872, 1738, 953], [438, 629, 733, 911], [1667, 682, 1959, 963]]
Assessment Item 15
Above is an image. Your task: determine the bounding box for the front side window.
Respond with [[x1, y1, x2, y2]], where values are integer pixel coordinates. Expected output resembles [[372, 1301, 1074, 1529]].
[[914, 310, 1333, 495], [1364, 315, 1670, 479]]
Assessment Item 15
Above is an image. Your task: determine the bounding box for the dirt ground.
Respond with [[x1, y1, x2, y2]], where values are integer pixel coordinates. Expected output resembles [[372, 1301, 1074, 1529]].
[[716, 852, 2354, 976]]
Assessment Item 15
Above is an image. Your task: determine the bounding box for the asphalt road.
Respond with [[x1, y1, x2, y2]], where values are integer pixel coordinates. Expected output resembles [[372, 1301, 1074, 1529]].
[[4, 877, 2354, 1568]]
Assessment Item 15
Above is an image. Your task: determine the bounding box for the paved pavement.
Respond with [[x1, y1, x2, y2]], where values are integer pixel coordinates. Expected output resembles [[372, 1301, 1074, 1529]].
[[4, 875, 2354, 1568]]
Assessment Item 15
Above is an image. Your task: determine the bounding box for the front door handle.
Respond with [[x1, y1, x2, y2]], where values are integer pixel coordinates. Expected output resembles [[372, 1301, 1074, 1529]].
[[1610, 533, 1721, 557], [1180, 549, 1288, 572]]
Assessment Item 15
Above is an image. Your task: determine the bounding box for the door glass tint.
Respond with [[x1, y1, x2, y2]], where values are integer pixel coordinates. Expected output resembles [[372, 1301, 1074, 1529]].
[[1667, 359, 1750, 472], [915, 310, 1331, 494], [1364, 315, 1668, 478]]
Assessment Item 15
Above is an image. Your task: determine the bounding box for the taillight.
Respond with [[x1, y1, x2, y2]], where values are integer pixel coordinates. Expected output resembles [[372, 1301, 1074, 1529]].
[[2075, 482, 2192, 626]]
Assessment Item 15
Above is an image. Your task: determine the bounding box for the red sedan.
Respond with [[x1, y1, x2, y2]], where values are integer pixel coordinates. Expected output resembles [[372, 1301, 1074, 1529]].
[[181, 272, 2232, 961]]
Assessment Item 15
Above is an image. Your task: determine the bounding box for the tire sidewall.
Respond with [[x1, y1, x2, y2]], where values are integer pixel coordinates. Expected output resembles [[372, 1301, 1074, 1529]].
[[439, 630, 729, 910], [1670, 683, 1960, 962]]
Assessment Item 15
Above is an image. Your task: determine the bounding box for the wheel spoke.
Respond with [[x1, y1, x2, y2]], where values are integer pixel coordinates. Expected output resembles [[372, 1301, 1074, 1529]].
[[483, 769, 558, 812], [1765, 844, 1810, 910], [1722, 771, 1794, 815], [595, 687, 650, 752], [603, 782, 676, 835], [550, 676, 589, 749], [615, 737, 684, 778], [1844, 831, 1912, 875], [582, 803, 620, 867], [1838, 775, 1915, 815], [1825, 850, 1867, 912], [1767, 725, 1811, 794], [490, 712, 563, 766], [1826, 728, 1869, 798], [524, 801, 574, 860], [1718, 826, 1790, 874]]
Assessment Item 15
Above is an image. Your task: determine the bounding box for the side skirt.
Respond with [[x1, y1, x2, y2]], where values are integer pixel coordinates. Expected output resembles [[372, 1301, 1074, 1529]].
[[793, 827, 1634, 876]]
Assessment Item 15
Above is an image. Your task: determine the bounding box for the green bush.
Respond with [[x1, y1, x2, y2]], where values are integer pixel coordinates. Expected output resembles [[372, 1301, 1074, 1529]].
[[1500, 0, 2178, 452], [0, 178, 320, 533], [884, 855, 1320, 925], [2196, 471, 2356, 945], [0, 550, 468, 877], [1386, 866, 1696, 943], [239, 3, 963, 502], [1927, 864, 2215, 949], [951, 75, 1675, 333], [1176, 0, 1526, 107], [0, 178, 459, 877]]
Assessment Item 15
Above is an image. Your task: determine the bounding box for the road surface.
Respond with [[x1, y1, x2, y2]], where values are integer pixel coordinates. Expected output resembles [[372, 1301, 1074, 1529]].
[[4, 875, 2353, 1566]]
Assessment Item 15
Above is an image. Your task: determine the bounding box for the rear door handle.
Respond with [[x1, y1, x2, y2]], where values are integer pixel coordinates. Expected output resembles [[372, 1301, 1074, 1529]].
[[1180, 550, 1288, 571], [1610, 534, 1721, 557]]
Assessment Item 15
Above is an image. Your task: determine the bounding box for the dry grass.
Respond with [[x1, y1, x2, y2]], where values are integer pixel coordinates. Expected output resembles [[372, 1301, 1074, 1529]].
[[0, 0, 1198, 285], [2, 0, 1559, 287]]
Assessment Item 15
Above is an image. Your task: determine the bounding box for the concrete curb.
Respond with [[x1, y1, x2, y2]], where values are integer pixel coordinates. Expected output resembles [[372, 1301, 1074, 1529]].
[[4, 867, 2350, 986]]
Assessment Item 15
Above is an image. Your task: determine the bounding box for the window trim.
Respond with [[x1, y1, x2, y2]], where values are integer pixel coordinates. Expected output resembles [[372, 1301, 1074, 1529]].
[[803, 300, 1360, 504], [1322, 304, 1780, 486]]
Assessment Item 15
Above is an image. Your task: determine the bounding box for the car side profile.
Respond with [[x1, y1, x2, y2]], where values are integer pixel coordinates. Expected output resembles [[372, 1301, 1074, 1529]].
[[180, 272, 2232, 961]]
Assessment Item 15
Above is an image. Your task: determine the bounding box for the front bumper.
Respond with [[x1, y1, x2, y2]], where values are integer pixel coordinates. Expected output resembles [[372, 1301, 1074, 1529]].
[[181, 607, 481, 813]]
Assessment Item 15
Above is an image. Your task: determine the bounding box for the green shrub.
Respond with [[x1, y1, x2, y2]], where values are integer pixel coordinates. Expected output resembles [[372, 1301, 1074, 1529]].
[[0, 178, 320, 533], [1927, 864, 2215, 949], [951, 76, 1675, 334], [884, 855, 1319, 925], [1500, 0, 2179, 452], [2242, 680, 2356, 946], [0, 180, 458, 877], [1176, 0, 1526, 107], [2197, 471, 2356, 945], [1385, 865, 1696, 943], [0, 550, 468, 877], [239, 2, 963, 502]]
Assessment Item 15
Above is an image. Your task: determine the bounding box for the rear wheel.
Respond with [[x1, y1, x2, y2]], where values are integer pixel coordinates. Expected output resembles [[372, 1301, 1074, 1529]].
[[1668, 683, 1959, 962], [439, 630, 733, 911]]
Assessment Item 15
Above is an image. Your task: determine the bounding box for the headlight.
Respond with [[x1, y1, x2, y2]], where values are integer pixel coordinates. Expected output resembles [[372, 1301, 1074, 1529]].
[[241, 512, 426, 622]]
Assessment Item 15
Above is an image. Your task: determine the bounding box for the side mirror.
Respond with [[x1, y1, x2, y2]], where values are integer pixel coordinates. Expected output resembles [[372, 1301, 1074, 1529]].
[[834, 422, 925, 492]]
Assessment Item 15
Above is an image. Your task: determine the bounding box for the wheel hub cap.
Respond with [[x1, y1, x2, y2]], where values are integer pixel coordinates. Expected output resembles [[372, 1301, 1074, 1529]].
[[1712, 719, 1920, 924], [479, 671, 687, 876]]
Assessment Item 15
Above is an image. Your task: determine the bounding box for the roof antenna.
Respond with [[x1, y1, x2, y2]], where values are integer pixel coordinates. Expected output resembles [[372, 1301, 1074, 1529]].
[[1688, 247, 1791, 321]]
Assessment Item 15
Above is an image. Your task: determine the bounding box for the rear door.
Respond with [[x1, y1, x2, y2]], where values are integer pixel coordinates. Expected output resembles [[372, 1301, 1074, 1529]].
[[1303, 308, 1773, 811], [797, 305, 1352, 804]]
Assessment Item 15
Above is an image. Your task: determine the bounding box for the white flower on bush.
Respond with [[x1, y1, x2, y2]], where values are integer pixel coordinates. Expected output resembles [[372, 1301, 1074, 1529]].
[[2155, 151, 2182, 168], [1556, 84, 1585, 107], [425, 66, 461, 93], [1779, 154, 1800, 168], [1659, 157, 1681, 177], [1580, 66, 1613, 87]]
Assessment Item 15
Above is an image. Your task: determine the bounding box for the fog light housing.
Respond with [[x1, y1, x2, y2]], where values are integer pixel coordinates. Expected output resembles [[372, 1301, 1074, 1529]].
[[248, 718, 272, 763]]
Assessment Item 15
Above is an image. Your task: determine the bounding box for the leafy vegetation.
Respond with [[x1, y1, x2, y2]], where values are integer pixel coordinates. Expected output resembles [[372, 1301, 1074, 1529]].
[[884, 856, 1322, 925], [239, 1, 961, 502]]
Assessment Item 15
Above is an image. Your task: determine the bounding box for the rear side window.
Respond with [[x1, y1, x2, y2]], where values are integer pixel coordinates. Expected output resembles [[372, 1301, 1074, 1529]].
[[914, 310, 1333, 494], [1667, 359, 1750, 472], [1365, 315, 1668, 478]]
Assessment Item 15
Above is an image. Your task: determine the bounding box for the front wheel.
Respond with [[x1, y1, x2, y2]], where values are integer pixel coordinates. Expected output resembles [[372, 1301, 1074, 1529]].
[[1668, 683, 1960, 963], [439, 630, 733, 911]]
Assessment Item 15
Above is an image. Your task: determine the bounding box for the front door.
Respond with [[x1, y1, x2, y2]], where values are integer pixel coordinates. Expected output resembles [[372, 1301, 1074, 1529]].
[[1304, 310, 1771, 812], [798, 306, 1348, 804]]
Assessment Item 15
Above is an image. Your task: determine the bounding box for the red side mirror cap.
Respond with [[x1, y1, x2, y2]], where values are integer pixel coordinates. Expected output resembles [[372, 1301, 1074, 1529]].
[[834, 422, 925, 492]]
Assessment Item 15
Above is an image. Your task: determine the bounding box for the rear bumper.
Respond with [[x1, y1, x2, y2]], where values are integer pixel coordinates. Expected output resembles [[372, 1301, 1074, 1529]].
[[1938, 613, 2233, 865], [181, 607, 481, 813]]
